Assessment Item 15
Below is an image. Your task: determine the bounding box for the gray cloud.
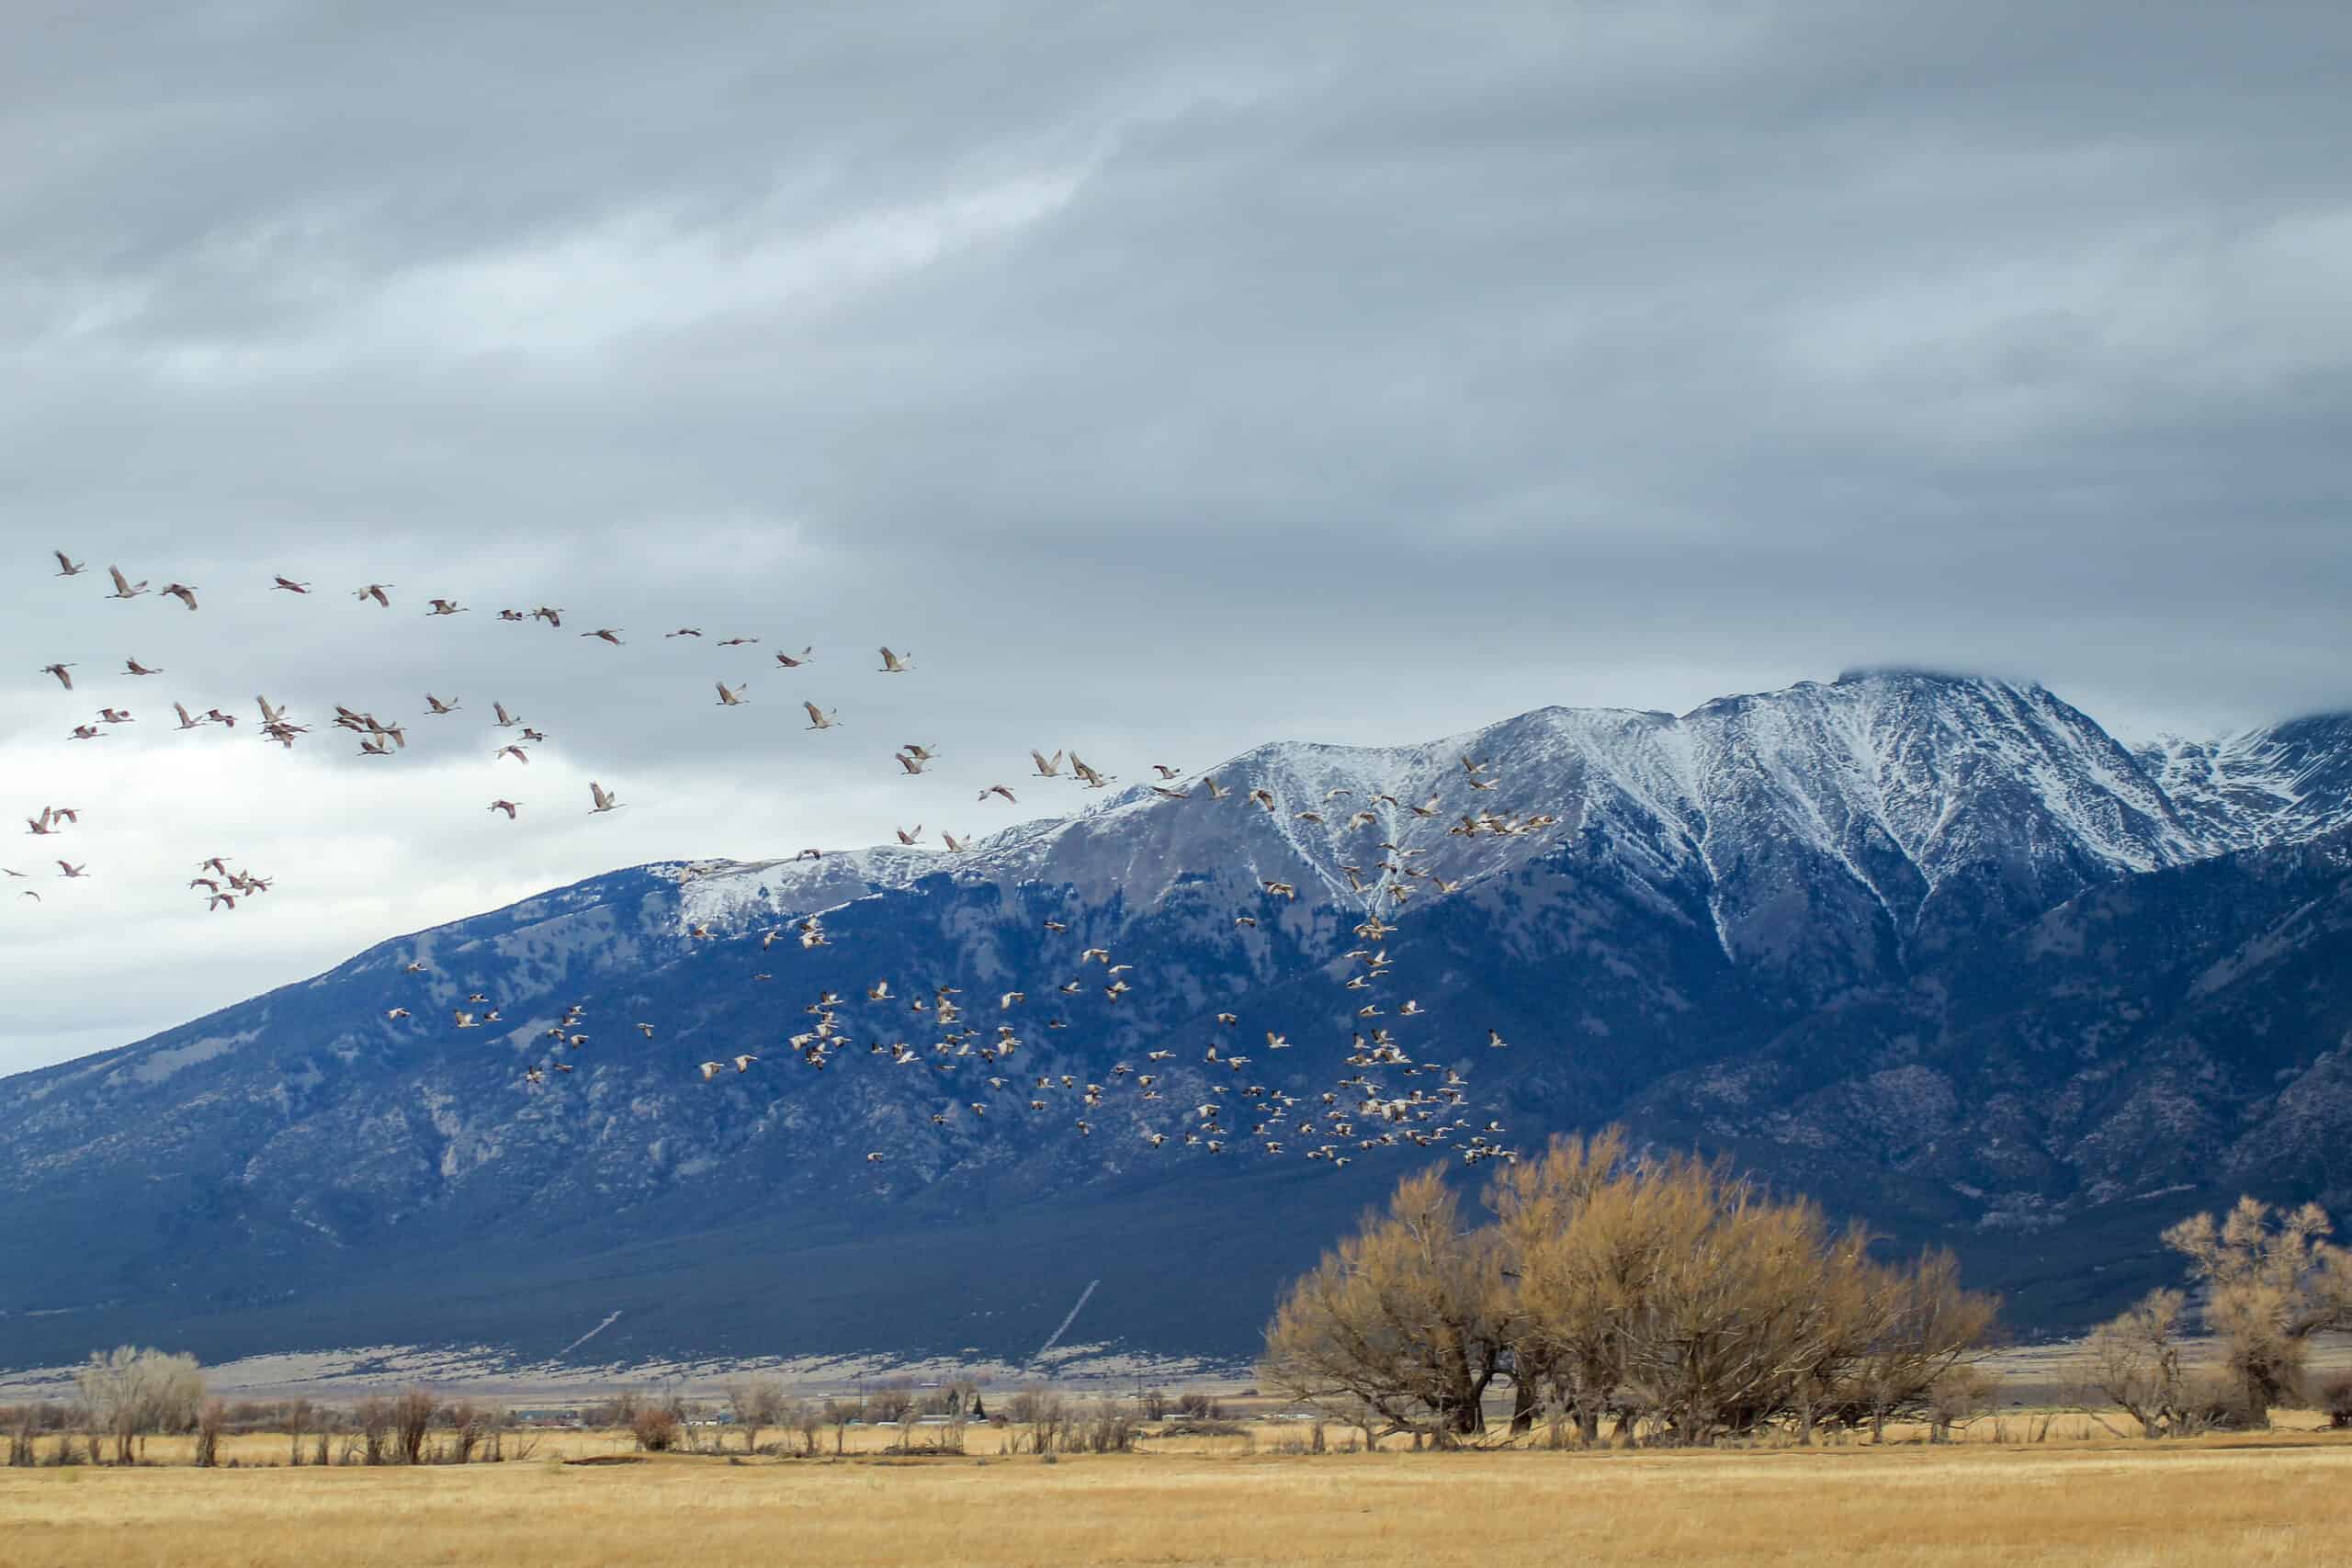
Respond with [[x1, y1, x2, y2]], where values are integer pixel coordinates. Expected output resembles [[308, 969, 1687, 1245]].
[[4, 1, 2348, 1072]]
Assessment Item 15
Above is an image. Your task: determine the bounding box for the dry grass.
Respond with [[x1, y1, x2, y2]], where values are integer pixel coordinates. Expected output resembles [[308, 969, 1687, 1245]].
[[5, 1430, 2347, 1567]]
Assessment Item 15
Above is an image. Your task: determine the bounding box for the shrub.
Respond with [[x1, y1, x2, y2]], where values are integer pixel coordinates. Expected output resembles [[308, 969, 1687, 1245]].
[[2317, 1375, 2352, 1429], [630, 1407, 681, 1452]]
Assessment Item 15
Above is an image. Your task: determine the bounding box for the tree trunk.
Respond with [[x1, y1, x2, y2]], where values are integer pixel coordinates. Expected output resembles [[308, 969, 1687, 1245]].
[[1509, 1377, 1538, 1436]]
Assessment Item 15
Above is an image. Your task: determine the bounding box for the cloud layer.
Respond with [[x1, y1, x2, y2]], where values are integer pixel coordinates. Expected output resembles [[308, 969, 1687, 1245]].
[[5, 2, 2349, 1073]]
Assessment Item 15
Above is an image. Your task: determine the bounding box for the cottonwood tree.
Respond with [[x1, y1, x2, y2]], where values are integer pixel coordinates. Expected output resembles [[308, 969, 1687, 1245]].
[[723, 1377, 784, 1454], [1261, 1167, 1516, 1442], [75, 1347, 205, 1465], [1489, 1134, 1996, 1446], [2081, 1289, 2193, 1438], [2163, 1197, 2352, 1425]]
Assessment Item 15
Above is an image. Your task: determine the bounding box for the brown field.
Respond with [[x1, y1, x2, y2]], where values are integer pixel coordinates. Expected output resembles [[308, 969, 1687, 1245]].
[[6, 1427, 2349, 1568]]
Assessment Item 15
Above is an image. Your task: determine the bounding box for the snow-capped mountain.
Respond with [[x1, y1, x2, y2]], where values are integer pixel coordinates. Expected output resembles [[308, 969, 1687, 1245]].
[[6, 669, 2352, 1372]]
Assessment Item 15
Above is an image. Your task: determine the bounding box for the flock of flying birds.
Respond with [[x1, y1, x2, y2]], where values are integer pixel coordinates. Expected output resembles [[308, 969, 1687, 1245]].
[[21, 548, 1534, 1172]]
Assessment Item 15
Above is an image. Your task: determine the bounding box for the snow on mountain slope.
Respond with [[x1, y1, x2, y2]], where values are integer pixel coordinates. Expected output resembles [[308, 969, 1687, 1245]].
[[10, 669, 2352, 1367], [667, 670, 2244, 992], [2137, 713, 2352, 850]]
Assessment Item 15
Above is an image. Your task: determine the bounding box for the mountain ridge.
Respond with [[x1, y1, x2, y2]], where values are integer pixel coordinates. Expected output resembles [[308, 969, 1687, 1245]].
[[6, 670, 2352, 1372]]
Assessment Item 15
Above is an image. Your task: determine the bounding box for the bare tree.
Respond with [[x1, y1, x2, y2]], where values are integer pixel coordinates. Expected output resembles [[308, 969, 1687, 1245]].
[[2162, 1197, 2352, 1425], [390, 1390, 436, 1464], [2082, 1290, 2193, 1438], [1261, 1167, 1515, 1443], [286, 1397, 312, 1466], [722, 1377, 785, 1454], [192, 1399, 225, 1467], [75, 1348, 205, 1465]]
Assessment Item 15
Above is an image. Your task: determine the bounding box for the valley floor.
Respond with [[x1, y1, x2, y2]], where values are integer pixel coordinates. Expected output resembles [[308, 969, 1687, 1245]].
[[5, 1434, 2349, 1567]]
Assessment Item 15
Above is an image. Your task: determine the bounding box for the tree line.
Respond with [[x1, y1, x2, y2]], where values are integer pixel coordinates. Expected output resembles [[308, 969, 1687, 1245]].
[[3, 1354, 541, 1468], [1260, 1129, 2352, 1447]]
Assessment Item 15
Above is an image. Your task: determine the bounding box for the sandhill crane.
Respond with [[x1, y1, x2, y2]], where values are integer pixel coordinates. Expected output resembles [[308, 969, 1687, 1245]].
[[940, 830, 970, 852], [1069, 754, 1113, 789], [717, 635, 758, 647], [1234, 914, 1257, 927], [1203, 775, 1230, 800], [208, 893, 237, 911], [97, 708, 134, 725], [272, 575, 310, 593], [1262, 881, 1296, 900], [774, 646, 812, 668], [895, 751, 928, 774], [731, 1055, 759, 1072], [125, 659, 163, 677], [425, 694, 459, 715], [53, 550, 85, 577], [25, 810, 56, 836], [665, 627, 703, 638], [1266, 1032, 1291, 1049], [802, 701, 838, 730], [56, 861, 87, 878], [427, 598, 466, 616], [355, 583, 392, 606], [1151, 763, 1182, 779], [68, 724, 101, 740], [715, 681, 748, 706], [980, 784, 1016, 804], [1247, 789, 1276, 811], [173, 703, 203, 731], [581, 628, 623, 646], [39, 662, 74, 689], [589, 782, 621, 813], [519, 727, 547, 742], [159, 583, 199, 610], [697, 1061, 725, 1081], [1487, 1029, 1508, 1049], [531, 605, 563, 626], [865, 1151, 885, 1162], [877, 647, 912, 673], [1151, 784, 1189, 800], [492, 702, 519, 728], [489, 799, 520, 818], [106, 566, 147, 600], [205, 707, 237, 728], [902, 743, 936, 761], [386, 1007, 411, 1021], [1030, 749, 1063, 778], [895, 824, 923, 845]]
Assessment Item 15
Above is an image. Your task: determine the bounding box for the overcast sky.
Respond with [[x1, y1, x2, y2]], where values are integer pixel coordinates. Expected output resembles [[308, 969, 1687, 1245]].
[[4, 2, 2348, 1076]]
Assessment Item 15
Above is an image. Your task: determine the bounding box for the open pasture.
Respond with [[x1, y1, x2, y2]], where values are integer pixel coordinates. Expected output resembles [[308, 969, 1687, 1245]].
[[6, 1432, 2348, 1568]]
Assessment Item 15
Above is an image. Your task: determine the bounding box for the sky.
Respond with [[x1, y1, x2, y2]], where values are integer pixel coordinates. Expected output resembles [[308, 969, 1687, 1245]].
[[4, 1, 2349, 1075]]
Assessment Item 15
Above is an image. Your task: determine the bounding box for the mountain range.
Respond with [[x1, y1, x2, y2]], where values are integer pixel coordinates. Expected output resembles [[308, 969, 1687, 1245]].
[[6, 668, 2352, 1377]]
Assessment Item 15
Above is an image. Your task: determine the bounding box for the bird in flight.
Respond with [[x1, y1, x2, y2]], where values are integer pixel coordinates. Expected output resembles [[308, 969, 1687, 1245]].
[[877, 647, 913, 674], [589, 782, 622, 814], [52, 550, 86, 578], [106, 566, 148, 601], [355, 583, 392, 606]]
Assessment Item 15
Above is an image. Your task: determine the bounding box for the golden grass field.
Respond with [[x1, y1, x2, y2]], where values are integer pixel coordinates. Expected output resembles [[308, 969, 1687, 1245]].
[[5, 1426, 2348, 1568]]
